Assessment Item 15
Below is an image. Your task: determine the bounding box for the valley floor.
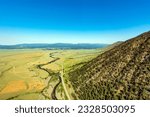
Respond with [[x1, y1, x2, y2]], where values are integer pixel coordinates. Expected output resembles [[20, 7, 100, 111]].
[[0, 49, 103, 100]]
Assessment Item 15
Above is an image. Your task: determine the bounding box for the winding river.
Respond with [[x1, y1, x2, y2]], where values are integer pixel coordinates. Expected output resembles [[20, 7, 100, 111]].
[[36, 52, 62, 100], [6, 52, 63, 100]]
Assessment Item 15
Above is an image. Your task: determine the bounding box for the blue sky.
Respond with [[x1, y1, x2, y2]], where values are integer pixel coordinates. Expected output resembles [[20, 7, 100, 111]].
[[0, 0, 150, 44]]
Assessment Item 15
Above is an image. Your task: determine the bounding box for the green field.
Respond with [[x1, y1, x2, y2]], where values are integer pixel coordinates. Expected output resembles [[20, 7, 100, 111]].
[[0, 48, 104, 100]]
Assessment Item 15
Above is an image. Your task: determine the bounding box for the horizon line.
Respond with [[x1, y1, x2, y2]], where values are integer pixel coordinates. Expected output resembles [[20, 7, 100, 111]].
[[0, 42, 113, 46]]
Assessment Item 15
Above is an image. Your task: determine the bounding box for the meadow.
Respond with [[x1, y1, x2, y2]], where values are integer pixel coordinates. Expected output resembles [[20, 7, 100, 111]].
[[0, 48, 103, 100]]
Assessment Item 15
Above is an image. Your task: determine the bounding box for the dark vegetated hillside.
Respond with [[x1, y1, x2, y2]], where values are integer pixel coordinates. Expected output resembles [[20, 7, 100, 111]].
[[69, 31, 150, 100]]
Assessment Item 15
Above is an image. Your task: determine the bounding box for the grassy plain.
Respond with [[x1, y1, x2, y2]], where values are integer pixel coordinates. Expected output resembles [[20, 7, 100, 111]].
[[0, 48, 103, 100]]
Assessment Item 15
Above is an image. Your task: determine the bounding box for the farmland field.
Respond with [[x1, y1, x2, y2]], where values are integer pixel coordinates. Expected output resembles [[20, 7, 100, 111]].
[[0, 48, 104, 100]]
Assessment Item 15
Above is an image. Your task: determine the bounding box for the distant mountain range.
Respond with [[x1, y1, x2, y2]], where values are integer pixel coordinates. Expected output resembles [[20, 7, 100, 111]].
[[0, 43, 109, 49], [69, 31, 150, 100]]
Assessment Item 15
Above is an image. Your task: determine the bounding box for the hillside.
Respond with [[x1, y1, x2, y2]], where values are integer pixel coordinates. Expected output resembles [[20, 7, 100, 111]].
[[99, 41, 123, 52], [69, 31, 150, 100]]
